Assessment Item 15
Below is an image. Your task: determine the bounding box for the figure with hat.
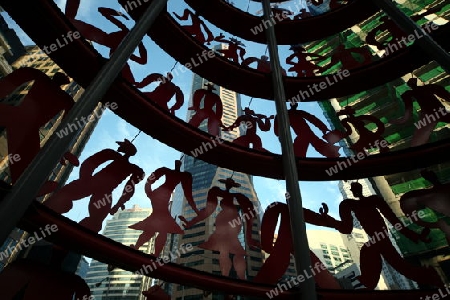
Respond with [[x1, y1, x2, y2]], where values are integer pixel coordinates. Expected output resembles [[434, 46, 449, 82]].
[[391, 78, 450, 147], [336, 105, 389, 154], [64, 2, 148, 85], [45, 139, 144, 233], [135, 72, 184, 114], [222, 107, 274, 151], [0, 68, 74, 184], [173, 8, 215, 45], [322, 44, 372, 72], [214, 33, 247, 64], [241, 55, 287, 75], [179, 177, 260, 279], [320, 181, 443, 289], [188, 82, 224, 136], [274, 103, 341, 158], [129, 160, 198, 256], [286, 44, 325, 77]]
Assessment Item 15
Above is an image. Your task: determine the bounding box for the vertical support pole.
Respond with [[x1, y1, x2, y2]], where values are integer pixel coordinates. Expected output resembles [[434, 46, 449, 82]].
[[373, 0, 450, 73], [260, 1, 317, 299], [0, 0, 167, 244]]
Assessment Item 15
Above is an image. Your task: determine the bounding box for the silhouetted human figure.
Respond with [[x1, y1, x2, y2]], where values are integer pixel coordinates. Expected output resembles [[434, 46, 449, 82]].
[[0, 68, 74, 184], [274, 103, 340, 158], [365, 11, 440, 50], [323, 44, 372, 71], [253, 202, 341, 288], [188, 82, 224, 136], [286, 45, 325, 77], [214, 34, 246, 64], [337, 106, 389, 153], [241, 55, 287, 75], [392, 78, 450, 147], [129, 160, 198, 256], [271, 5, 294, 19], [400, 170, 450, 244], [173, 9, 214, 44], [294, 8, 312, 20], [322, 182, 442, 289], [179, 178, 259, 279], [135, 72, 184, 114], [222, 107, 273, 151], [45, 139, 144, 233], [65, 2, 148, 84]]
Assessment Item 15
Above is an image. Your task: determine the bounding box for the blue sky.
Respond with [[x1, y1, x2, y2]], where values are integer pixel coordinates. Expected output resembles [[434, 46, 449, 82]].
[[1, 0, 345, 232]]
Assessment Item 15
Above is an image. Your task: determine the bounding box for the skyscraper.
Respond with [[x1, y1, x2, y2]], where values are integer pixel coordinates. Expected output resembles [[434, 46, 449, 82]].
[[85, 205, 154, 300], [309, 0, 450, 284], [167, 50, 264, 299]]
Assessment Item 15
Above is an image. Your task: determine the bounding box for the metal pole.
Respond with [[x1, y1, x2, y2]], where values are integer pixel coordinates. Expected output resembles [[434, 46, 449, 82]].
[[260, 1, 317, 299], [373, 0, 450, 73], [0, 0, 167, 244]]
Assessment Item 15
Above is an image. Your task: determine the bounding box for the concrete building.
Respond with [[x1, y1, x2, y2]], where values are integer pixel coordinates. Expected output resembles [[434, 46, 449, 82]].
[[85, 205, 154, 300]]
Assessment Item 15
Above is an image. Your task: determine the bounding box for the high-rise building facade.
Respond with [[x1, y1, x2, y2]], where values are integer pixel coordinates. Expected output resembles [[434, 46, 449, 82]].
[[85, 205, 154, 300], [167, 49, 265, 299], [308, 0, 450, 285]]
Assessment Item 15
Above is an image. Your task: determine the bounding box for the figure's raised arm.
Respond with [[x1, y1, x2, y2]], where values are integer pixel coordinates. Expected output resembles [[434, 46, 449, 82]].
[[144, 167, 167, 197], [170, 86, 184, 114], [334, 199, 354, 234], [173, 8, 192, 21], [98, 7, 128, 31], [79, 149, 121, 179], [180, 173, 199, 214], [301, 110, 328, 133]]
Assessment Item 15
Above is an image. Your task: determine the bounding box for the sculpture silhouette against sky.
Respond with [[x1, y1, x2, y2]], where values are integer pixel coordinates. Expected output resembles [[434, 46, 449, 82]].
[[222, 107, 273, 151], [286, 44, 325, 77], [136, 72, 184, 114], [188, 82, 224, 136], [65, 1, 148, 85], [173, 8, 215, 45], [45, 139, 144, 233], [323, 182, 443, 289], [180, 177, 259, 279], [0, 68, 73, 184], [274, 103, 340, 157], [214, 34, 247, 64], [129, 160, 198, 256]]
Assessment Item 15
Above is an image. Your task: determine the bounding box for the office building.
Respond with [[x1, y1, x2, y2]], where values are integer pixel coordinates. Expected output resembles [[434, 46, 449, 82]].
[[167, 48, 265, 299], [85, 205, 154, 300]]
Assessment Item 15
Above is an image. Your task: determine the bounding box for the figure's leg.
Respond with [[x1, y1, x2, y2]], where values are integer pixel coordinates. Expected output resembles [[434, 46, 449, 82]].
[[131, 230, 157, 251], [357, 243, 383, 289], [292, 136, 310, 157], [207, 117, 220, 136], [411, 119, 438, 147], [232, 254, 246, 280], [65, 0, 81, 19], [44, 179, 91, 214], [78, 192, 112, 232], [383, 241, 442, 286], [219, 251, 232, 277], [153, 232, 168, 256], [188, 111, 206, 128], [310, 137, 340, 158]]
